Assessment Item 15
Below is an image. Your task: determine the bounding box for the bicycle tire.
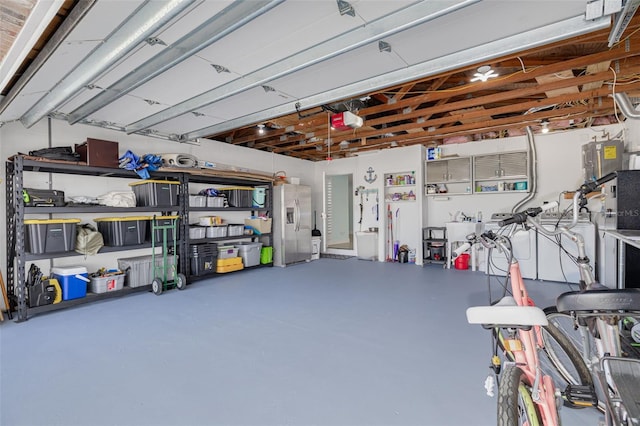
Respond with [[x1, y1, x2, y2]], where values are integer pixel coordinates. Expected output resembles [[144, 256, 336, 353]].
[[497, 366, 541, 426], [540, 311, 593, 388], [544, 307, 597, 354]]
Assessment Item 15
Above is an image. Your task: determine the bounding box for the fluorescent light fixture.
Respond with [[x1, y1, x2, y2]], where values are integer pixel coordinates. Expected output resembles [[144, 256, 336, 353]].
[[470, 65, 499, 82]]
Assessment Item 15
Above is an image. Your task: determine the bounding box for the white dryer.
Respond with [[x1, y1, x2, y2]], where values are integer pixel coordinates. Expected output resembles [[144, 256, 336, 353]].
[[481, 213, 537, 280], [536, 212, 595, 283]]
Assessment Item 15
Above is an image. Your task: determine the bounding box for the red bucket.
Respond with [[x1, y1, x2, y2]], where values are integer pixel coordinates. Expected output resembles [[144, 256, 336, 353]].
[[454, 253, 470, 270]]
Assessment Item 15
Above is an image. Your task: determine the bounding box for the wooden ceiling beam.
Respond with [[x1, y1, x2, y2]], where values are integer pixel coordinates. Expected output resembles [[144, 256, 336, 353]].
[[280, 79, 640, 154], [292, 103, 614, 157], [358, 37, 640, 117], [276, 64, 640, 151]]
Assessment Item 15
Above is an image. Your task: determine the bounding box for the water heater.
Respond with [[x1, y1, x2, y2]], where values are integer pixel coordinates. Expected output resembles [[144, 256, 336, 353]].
[[582, 139, 625, 181]]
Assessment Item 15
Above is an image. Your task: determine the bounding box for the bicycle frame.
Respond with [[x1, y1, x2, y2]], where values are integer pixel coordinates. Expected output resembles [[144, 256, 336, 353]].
[[468, 233, 560, 426], [522, 192, 639, 425], [500, 240, 560, 426]]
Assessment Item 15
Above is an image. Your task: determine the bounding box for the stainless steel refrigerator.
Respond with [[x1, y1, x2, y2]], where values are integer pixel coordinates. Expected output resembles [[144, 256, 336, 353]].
[[273, 184, 312, 266]]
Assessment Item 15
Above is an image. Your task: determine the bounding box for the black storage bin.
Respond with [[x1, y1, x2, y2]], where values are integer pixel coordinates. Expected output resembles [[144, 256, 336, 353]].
[[190, 243, 218, 276], [219, 187, 253, 208], [129, 180, 179, 207], [94, 217, 148, 246], [24, 219, 80, 254], [148, 216, 180, 243]]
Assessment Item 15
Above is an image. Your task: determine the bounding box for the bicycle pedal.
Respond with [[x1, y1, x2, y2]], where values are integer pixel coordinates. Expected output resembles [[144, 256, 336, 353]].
[[563, 384, 598, 408]]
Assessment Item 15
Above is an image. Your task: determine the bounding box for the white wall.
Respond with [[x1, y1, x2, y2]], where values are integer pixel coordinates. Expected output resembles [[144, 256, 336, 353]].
[[624, 105, 640, 152], [1, 116, 637, 310], [425, 124, 627, 226], [313, 145, 425, 263], [310, 124, 630, 267], [0, 119, 315, 307]]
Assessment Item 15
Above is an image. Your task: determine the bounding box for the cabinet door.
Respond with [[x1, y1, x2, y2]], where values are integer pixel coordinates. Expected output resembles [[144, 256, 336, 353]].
[[426, 161, 448, 183], [500, 152, 528, 177], [448, 158, 471, 182], [474, 155, 501, 179]]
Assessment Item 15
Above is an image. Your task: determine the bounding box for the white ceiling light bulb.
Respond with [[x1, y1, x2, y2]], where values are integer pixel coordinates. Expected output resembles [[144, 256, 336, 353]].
[[470, 65, 499, 83], [257, 124, 265, 135], [541, 120, 550, 133]]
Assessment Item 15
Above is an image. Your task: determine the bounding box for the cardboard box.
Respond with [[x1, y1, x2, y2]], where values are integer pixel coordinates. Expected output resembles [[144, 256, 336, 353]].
[[75, 138, 119, 168], [244, 218, 272, 235]]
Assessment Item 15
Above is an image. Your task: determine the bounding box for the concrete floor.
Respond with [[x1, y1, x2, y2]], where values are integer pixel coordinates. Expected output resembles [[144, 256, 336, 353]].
[[0, 259, 600, 426]]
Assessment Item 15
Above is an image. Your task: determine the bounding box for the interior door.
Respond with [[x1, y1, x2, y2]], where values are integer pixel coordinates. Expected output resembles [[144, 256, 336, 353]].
[[323, 173, 353, 250]]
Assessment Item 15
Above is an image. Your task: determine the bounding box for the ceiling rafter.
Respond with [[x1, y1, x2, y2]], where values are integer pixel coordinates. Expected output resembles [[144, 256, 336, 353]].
[[269, 63, 640, 153]]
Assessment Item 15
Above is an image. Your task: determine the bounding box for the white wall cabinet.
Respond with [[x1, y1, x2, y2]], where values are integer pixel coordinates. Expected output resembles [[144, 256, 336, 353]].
[[473, 151, 529, 193], [424, 157, 472, 195]]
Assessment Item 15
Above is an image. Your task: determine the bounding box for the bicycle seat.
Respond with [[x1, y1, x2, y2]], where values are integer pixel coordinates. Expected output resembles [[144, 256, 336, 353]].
[[556, 288, 640, 314], [467, 296, 548, 328]]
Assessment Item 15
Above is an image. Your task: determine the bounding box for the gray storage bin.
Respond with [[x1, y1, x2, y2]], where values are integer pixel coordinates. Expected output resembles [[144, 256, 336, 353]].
[[88, 272, 125, 293], [219, 187, 253, 207], [148, 216, 180, 243], [129, 180, 179, 207], [94, 217, 148, 246], [118, 254, 177, 287], [235, 242, 263, 267], [24, 219, 80, 254]]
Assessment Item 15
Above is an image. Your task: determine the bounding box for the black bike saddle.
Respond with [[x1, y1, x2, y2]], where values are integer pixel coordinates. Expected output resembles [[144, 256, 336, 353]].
[[556, 288, 640, 314]]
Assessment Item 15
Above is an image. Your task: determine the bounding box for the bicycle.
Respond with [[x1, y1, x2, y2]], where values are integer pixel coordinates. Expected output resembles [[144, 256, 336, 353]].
[[496, 173, 640, 425], [463, 216, 592, 426]]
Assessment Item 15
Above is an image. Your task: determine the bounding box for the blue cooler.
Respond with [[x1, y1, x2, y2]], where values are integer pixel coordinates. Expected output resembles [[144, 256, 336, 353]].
[[51, 266, 89, 300]]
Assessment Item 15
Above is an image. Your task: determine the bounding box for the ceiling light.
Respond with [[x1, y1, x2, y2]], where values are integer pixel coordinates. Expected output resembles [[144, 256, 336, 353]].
[[257, 124, 265, 134], [541, 120, 550, 133], [470, 65, 499, 83]]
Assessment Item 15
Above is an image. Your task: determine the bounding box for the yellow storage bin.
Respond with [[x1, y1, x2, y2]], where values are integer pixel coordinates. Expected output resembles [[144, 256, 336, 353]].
[[216, 257, 243, 273]]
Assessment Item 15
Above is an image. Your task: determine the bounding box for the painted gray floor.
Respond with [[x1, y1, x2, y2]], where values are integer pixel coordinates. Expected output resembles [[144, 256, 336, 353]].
[[1, 259, 601, 426]]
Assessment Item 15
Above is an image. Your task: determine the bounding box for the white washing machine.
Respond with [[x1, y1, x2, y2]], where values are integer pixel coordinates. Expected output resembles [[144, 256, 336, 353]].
[[536, 212, 595, 283], [481, 213, 537, 280]]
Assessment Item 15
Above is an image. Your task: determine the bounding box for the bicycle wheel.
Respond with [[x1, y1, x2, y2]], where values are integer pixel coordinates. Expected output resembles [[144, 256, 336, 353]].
[[544, 307, 597, 356], [540, 314, 593, 388], [497, 366, 541, 426]]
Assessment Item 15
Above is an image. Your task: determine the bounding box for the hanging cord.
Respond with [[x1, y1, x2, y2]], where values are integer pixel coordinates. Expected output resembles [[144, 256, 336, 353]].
[[326, 112, 331, 161]]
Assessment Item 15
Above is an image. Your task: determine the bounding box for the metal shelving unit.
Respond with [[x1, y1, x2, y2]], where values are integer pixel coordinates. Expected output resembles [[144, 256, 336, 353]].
[[6, 156, 274, 321], [6, 156, 180, 322], [422, 227, 447, 265], [182, 173, 273, 282]]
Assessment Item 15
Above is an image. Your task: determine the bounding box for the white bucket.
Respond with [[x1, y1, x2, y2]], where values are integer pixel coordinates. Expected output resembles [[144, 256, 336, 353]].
[[253, 187, 266, 208]]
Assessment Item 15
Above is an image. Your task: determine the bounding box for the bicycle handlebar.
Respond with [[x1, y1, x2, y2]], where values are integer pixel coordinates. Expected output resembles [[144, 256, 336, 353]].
[[578, 172, 616, 195], [453, 230, 500, 258], [497, 202, 558, 227]]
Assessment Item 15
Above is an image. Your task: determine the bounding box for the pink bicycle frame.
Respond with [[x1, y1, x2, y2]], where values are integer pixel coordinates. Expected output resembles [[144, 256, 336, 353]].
[[507, 261, 559, 426]]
